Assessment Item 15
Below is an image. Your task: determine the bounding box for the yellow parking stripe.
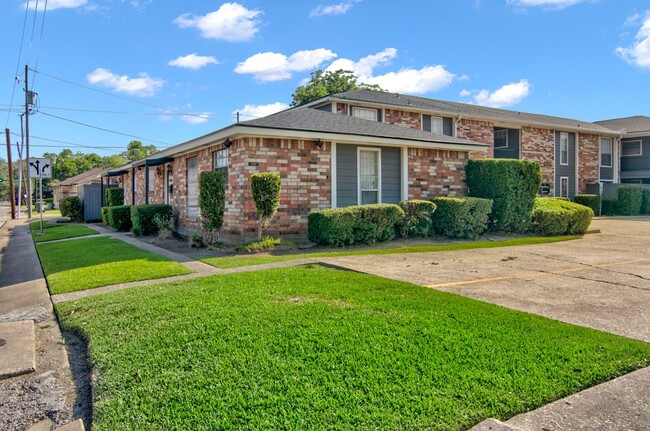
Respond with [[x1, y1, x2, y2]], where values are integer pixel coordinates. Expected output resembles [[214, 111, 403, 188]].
[[425, 258, 650, 289]]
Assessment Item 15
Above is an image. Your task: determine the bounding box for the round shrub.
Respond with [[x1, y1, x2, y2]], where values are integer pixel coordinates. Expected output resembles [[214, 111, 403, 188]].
[[398, 200, 436, 238], [430, 197, 493, 239], [59, 196, 83, 222], [531, 198, 593, 235], [617, 186, 642, 216]]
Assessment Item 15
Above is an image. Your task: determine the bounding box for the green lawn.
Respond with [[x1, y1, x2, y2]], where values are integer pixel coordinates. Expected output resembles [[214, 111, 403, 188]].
[[57, 265, 650, 431], [37, 236, 193, 294], [30, 220, 99, 243], [202, 236, 579, 269]]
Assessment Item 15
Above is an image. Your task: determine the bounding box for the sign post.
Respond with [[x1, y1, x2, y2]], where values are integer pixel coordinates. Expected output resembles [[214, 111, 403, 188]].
[[28, 157, 51, 235]]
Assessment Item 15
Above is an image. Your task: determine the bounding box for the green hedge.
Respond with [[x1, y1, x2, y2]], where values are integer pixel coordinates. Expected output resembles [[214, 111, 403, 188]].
[[59, 196, 83, 222], [574, 194, 600, 215], [465, 159, 541, 233], [131, 204, 172, 236], [199, 171, 225, 232], [101, 207, 109, 224], [251, 172, 282, 239], [642, 189, 650, 215], [43, 197, 54, 204], [105, 188, 125, 207], [430, 197, 493, 239], [308, 204, 405, 246], [617, 186, 643, 216], [531, 198, 593, 235], [398, 200, 436, 238], [107, 205, 132, 232], [601, 200, 618, 216]]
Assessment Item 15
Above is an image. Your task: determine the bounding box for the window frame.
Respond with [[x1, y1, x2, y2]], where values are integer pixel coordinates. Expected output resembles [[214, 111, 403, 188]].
[[352, 106, 378, 122], [621, 140, 642, 157], [560, 176, 569, 198], [147, 166, 156, 192], [357, 147, 382, 205], [186, 157, 199, 220], [559, 132, 569, 166], [600, 137, 613, 168], [494, 129, 509, 149]]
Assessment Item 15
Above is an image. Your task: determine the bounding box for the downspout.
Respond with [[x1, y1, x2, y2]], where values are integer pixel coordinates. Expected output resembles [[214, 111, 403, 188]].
[[454, 115, 462, 138], [145, 161, 150, 205], [616, 134, 623, 184], [131, 167, 136, 205]]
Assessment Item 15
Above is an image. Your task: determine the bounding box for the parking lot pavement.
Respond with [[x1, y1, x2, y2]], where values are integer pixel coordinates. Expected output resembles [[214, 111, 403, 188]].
[[322, 217, 650, 343]]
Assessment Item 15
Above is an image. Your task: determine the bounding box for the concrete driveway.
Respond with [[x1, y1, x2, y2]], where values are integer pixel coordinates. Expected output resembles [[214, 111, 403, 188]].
[[323, 217, 650, 343]]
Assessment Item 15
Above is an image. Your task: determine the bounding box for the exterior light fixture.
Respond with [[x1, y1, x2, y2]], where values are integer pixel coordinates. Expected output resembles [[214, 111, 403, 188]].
[[223, 138, 233, 149], [314, 139, 324, 149]]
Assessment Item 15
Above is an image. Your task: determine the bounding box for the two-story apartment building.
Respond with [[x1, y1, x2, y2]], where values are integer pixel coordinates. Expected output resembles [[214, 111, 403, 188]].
[[595, 116, 650, 185]]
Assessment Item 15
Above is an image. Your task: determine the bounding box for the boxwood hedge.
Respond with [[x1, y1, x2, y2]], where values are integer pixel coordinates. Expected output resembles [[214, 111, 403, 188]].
[[531, 198, 593, 236], [398, 200, 436, 238], [107, 205, 132, 232], [131, 204, 173, 236], [574, 194, 600, 215], [430, 197, 493, 239], [617, 186, 643, 216]]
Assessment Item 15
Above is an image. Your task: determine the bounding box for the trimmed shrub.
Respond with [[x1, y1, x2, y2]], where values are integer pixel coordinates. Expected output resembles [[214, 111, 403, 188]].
[[617, 186, 643, 216], [130, 204, 172, 236], [531, 197, 593, 236], [59, 196, 83, 222], [398, 200, 436, 238], [641, 189, 650, 215], [251, 172, 281, 240], [601, 200, 618, 216], [199, 171, 225, 244], [308, 204, 405, 246], [465, 159, 541, 233], [105, 188, 125, 207], [430, 197, 493, 239], [101, 207, 109, 224], [574, 194, 600, 215], [107, 205, 132, 232]]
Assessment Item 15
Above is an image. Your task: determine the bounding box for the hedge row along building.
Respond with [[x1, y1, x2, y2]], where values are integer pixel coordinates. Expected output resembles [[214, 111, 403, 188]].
[[102, 89, 645, 240]]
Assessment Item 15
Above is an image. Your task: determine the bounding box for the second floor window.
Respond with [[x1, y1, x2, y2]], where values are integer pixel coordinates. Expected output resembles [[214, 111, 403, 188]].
[[560, 132, 569, 165], [600, 137, 613, 167], [352, 107, 378, 122]]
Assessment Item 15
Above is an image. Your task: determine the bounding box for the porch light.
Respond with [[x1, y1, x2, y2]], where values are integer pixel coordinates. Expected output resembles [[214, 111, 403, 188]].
[[223, 138, 233, 149], [314, 139, 324, 149]]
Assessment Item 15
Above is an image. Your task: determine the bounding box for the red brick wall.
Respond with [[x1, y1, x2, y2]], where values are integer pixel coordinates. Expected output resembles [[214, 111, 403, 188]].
[[456, 118, 494, 158], [384, 109, 421, 129], [578, 133, 599, 193], [408, 148, 468, 199], [521, 126, 555, 191], [336, 103, 348, 115]]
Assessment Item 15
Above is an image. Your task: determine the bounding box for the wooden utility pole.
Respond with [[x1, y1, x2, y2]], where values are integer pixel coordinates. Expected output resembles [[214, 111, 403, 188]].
[[5, 128, 16, 219], [24, 64, 32, 218]]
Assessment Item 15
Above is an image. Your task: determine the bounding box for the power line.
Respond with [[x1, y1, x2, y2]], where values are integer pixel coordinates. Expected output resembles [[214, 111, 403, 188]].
[[39, 110, 172, 146], [32, 0, 49, 88], [4, 0, 31, 129], [10, 131, 124, 152]]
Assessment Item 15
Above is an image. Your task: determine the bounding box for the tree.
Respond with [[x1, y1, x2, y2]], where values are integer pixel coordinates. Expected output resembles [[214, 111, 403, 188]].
[[251, 172, 281, 240], [99, 154, 128, 169], [290, 69, 384, 106], [0, 157, 9, 202], [121, 140, 156, 162]]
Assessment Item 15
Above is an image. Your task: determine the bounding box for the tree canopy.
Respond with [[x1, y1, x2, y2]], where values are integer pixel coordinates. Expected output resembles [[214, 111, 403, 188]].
[[121, 140, 157, 162], [290, 69, 384, 106]]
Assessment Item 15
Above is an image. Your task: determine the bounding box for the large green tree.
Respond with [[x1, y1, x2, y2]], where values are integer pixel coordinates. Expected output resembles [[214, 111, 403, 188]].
[[121, 140, 157, 162], [290, 69, 384, 106]]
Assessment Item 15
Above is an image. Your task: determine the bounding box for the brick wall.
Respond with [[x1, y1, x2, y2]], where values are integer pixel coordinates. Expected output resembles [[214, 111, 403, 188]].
[[384, 109, 421, 129], [408, 148, 468, 199], [336, 103, 348, 116], [456, 118, 494, 158], [521, 126, 555, 191], [578, 133, 600, 193]]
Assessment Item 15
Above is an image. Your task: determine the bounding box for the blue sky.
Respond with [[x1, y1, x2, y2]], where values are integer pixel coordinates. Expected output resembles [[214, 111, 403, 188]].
[[1, 0, 649, 158]]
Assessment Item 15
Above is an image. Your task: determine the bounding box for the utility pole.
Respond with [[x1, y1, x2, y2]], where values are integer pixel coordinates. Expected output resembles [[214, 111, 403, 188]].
[[5, 128, 16, 219], [25, 64, 32, 219]]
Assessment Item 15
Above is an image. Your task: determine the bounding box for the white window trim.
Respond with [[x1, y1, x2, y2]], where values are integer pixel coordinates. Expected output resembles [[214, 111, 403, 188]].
[[494, 129, 509, 149], [560, 132, 569, 166], [431, 116, 444, 135], [147, 166, 155, 192], [213, 148, 228, 169], [560, 176, 569, 198], [357, 147, 382, 205], [352, 106, 378, 122], [621, 140, 643, 157], [600, 137, 613, 168]]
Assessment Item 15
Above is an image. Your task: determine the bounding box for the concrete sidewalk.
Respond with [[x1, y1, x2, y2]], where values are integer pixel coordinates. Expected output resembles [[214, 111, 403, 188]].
[[0, 217, 85, 431]]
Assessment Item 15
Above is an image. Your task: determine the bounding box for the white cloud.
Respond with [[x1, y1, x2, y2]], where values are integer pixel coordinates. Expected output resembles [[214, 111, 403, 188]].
[[26, 0, 87, 11], [234, 102, 289, 119], [173, 2, 262, 42], [462, 80, 531, 108], [616, 12, 650, 69], [181, 113, 211, 124], [326, 48, 456, 94], [235, 49, 337, 82], [506, 0, 588, 10], [168, 53, 219, 70], [310, 1, 356, 17], [86, 68, 164, 97]]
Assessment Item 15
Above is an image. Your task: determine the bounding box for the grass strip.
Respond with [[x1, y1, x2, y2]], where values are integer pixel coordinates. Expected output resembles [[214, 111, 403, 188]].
[[202, 235, 579, 269], [30, 220, 99, 243], [57, 265, 650, 431], [37, 236, 193, 294]]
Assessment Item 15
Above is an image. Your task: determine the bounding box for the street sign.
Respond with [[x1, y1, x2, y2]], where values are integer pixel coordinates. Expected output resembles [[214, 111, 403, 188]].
[[28, 158, 52, 178]]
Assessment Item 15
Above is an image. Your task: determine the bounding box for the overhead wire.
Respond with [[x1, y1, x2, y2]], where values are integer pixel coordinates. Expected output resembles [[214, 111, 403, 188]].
[[4, 0, 31, 128], [9, 131, 124, 153], [32, 0, 49, 89]]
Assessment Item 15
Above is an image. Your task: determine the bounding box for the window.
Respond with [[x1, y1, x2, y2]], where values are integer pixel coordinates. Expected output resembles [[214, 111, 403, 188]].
[[147, 167, 155, 192], [560, 132, 569, 165], [431, 117, 443, 135], [187, 157, 199, 219], [358, 148, 381, 205], [352, 107, 378, 122], [622, 140, 642, 157], [560, 177, 569, 198], [494, 129, 508, 149], [213, 149, 228, 184], [600, 137, 613, 167]]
